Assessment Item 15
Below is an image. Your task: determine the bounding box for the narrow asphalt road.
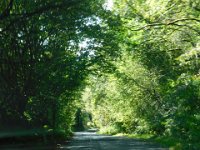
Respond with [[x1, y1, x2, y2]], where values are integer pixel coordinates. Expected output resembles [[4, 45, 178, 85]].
[[60, 131, 168, 150]]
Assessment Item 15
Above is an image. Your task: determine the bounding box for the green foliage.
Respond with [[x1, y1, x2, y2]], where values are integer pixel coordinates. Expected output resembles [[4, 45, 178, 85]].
[[82, 0, 200, 149], [99, 125, 121, 135], [1, 0, 200, 148], [83, 52, 159, 134], [0, 0, 120, 137]]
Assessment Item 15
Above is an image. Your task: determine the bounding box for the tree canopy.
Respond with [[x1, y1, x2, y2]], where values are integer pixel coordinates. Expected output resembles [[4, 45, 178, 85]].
[[0, 0, 200, 149]]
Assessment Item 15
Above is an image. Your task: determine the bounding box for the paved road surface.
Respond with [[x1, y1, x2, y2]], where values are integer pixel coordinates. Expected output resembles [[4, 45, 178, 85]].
[[61, 131, 168, 150]]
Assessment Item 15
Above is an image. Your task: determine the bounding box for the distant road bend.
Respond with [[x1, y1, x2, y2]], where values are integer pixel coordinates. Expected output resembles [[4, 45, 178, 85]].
[[61, 130, 168, 150]]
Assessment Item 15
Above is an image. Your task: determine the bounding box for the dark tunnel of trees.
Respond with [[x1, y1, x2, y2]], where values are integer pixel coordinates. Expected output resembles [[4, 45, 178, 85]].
[[0, 0, 200, 149]]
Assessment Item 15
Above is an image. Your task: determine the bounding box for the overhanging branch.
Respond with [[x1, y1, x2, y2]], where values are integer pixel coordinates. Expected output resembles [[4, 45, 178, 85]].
[[0, 0, 81, 33], [130, 18, 200, 31]]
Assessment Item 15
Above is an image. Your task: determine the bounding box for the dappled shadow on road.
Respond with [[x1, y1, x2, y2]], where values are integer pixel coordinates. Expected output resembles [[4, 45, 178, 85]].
[[60, 132, 168, 150], [0, 132, 168, 150]]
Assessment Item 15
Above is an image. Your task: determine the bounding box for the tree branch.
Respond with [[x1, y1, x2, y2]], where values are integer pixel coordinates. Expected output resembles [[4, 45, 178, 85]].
[[1, 0, 81, 32], [131, 18, 200, 31]]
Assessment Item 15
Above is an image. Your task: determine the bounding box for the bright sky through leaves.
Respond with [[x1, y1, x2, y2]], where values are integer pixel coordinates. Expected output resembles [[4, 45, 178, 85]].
[[104, 0, 113, 10]]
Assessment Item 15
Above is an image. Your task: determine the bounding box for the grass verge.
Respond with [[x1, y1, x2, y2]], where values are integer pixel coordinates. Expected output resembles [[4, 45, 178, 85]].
[[122, 134, 200, 150]]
